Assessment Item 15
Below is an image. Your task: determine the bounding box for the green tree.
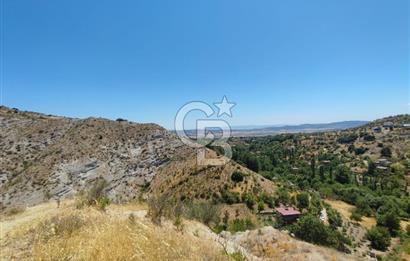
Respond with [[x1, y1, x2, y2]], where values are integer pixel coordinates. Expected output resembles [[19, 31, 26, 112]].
[[296, 192, 310, 209], [231, 171, 244, 183], [319, 165, 325, 181], [310, 158, 316, 178], [335, 166, 350, 184], [376, 211, 401, 236], [292, 214, 329, 245], [276, 188, 291, 206], [367, 226, 391, 251]]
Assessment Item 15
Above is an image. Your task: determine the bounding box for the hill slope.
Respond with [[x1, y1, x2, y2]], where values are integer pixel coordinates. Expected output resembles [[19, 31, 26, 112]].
[[0, 106, 277, 212], [0, 200, 358, 261]]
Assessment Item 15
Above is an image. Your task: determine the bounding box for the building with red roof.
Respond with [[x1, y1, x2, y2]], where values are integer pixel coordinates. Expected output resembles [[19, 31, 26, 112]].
[[275, 206, 301, 223]]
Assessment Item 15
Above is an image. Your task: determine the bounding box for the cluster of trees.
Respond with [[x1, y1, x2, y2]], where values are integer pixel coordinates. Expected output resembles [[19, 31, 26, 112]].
[[337, 133, 358, 144], [291, 214, 350, 252], [229, 132, 409, 252]]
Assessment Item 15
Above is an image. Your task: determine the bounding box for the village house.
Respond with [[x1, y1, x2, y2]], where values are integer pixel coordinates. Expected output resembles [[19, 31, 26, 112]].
[[383, 122, 394, 131], [275, 206, 301, 223], [376, 158, 391, 167], [376, 166, 389, 172]]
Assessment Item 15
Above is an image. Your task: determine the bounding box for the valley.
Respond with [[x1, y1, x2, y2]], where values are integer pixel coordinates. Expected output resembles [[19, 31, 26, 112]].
[[1, 106, 409, 260]]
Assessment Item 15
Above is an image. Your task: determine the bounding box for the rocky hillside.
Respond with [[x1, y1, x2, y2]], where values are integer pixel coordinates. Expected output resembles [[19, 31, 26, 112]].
[[150, 149, 276, 202], [0, 106, 191, 210], [0, 106, 276, 212]]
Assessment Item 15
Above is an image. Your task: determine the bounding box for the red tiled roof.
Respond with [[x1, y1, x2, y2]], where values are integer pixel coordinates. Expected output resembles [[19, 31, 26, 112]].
[[275, 207, 301, 216]]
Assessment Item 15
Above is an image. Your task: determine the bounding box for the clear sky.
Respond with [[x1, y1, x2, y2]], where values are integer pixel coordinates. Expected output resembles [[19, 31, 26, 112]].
[[2, 0, 409, 129]]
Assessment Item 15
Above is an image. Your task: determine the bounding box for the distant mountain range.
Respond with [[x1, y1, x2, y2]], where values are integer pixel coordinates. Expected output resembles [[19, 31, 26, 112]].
[[231, 121, 369, 137], [181, 121, 369, 137]]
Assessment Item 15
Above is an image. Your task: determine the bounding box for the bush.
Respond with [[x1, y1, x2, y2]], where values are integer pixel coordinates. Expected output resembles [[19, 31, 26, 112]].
[[229, 218, 255, 233], [350, 210, 363, 221], [367, 226, 391, 251], [230, 252, 246, 261], [147, 193, 171, 225], [291, 214, 350, 251], [37, 214, 86, 241], [296, 192, 310, 209], [363, 134, 376, 142], [335, 167, 350, 184], [376, 211, 401, 236], [221, 190, 240, 204], [337, 134, 358, 144], [381, 147, 392, 158], [257, 201, 265, 212], [244, 193, 256, 209], [4, 206, 25, 216], [76, 178, 111, 211], [185, 200, 220, 226], [231, 171, 244, 183], [326, 207, 343, 228], [275, 188, 291, 206], [97, 196, 111, 211]]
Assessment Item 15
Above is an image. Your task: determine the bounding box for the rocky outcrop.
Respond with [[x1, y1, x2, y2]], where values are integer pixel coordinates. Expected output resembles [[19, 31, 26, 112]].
[[0, 106, 191, 210]]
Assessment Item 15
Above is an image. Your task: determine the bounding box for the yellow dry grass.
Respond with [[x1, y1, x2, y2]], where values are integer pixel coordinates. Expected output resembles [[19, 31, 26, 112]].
[[1, 202, 230, 261], [326, 199, 410, 231], [325, 200, 376, 229]]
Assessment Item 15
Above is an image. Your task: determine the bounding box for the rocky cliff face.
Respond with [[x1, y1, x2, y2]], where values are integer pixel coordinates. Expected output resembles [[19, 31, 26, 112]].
[[0, 106, 191, 210]]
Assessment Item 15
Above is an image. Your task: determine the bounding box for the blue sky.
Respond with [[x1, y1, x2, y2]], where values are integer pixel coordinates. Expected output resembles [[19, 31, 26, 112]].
[[2, 0, 409, 129]]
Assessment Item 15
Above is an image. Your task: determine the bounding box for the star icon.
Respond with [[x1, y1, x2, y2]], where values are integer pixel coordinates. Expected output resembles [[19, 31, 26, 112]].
[[214, 96, 236, 117]]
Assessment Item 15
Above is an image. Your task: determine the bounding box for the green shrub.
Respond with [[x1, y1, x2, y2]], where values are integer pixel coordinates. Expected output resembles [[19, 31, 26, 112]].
[[231, 171, 244, 183], [230, 252, 246, 261], [229, 218, 255, 233], [76, 178, 111, 210], [184, 200, 220, 226], [367, 226, 391, 251], [244, 193, 256, 209], [221, 190, 240, 204], [257, 201, 265, 212], [350, 210, 363, 221], [291, 214, 350, 251], [377, 211, 401, 236], [97, 196, 111, 211], [337, 134, 358, 144], [326, 207, 343, 228], [296, 192, 310, 209]]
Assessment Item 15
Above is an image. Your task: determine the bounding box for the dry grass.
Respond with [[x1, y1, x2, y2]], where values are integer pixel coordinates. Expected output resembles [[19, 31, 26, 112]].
[[2, 202, 230, 261], [325, 199, 376, 229], [3, 206, 26, 217]]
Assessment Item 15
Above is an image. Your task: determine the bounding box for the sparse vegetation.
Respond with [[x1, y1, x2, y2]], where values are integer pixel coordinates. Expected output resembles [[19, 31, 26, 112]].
[[75, 178, 111, 211], [229, 218, 255, 233], [4, 206, 25, 217]]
